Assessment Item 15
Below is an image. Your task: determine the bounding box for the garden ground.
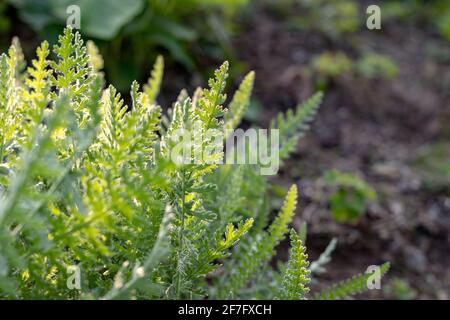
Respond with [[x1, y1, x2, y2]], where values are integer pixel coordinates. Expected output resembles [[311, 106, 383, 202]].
[[233, 4, 450, 299]]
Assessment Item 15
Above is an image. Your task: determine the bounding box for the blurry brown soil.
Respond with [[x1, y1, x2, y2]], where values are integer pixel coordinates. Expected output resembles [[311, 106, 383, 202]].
[[234, 5, 450, 299]]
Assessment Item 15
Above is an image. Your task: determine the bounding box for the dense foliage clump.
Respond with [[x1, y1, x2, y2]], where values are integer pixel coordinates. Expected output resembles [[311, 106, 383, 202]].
[[0, 28, 388, 299]]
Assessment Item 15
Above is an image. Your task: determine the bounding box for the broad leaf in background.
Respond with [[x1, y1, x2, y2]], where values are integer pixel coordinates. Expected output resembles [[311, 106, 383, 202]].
[[9, 0, 145, 39]]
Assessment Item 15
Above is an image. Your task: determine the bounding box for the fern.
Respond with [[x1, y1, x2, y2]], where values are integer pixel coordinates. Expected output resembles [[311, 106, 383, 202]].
[[314, 262, 391, 300], [196, 61, 229, 130], [143, 55, 164, 105], [271, 91, 323, 160], [51, 27, 92, 98], [86, 40, 104, 74], [216, 185, 298, 299], [0, 28, 389, 300], [0, 49, 19, 163], [277, 229, 311, 300]]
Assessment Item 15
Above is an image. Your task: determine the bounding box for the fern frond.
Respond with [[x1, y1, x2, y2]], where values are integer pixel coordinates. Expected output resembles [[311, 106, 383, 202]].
[[314, 262, 391, 300], [267, 184, 298, 242], [86, 40, 104, 73], [51, 27, 92, 98], [183, 218, 254, 290], [99, 85, 129, 151], [24, 41, 51, 102], [130, 81, 161, 162], [21, 41, 51, 129], [0, 49, 16, 111], [217, 184, 298, 298], [143, 55, 164, 105], [211, 165, 245, 232], [196, 61, 229, 129], [0, 46, 22, 163], [217, 218, 254, 252], [163, 96, 192, 158], [272, 92, 323, 160], [102, 205, 173, 300], [224, 71, 254, 131], [277, 229, 311, 300], [11, 37, 26, 78], [0, 92, 72, 227]]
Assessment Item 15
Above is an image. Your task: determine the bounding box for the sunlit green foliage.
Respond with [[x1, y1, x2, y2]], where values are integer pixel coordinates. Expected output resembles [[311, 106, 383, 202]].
[[0, 28, 388, 299], [271, 92, 323, 161], [277, 229, 310, 300]]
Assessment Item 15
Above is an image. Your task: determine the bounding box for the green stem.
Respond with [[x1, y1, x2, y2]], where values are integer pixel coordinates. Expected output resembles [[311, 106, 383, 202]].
[[176, 168, 187, 299]]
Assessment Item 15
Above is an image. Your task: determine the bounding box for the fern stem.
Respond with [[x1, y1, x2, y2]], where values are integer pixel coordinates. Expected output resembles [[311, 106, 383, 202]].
[[176, 168, 187, 299]]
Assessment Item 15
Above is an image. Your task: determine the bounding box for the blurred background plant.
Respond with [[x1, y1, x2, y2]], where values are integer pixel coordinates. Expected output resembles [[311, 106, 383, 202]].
[[309, 51, 352, 89], [323, 170, 377, 224], [287, 0, 359, 39], [384, 278, 418, 300], [355, 53, 398, 80], [309, 51, 398, 90]]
